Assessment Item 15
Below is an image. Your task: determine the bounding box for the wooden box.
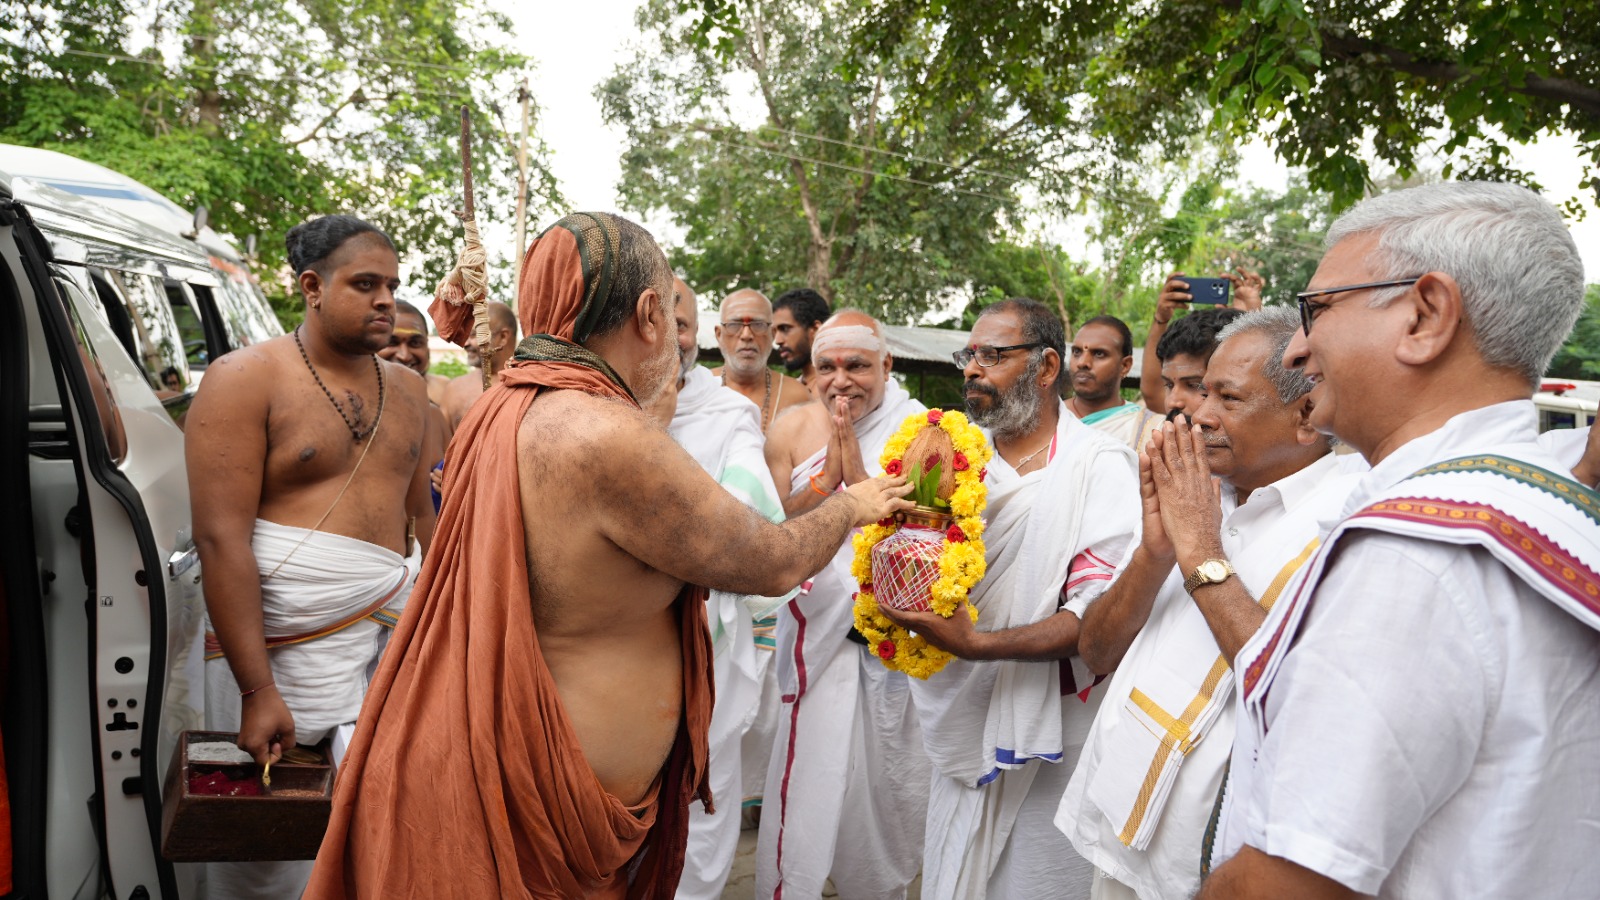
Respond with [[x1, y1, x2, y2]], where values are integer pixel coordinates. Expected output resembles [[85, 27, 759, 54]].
[[160, 730, 335, 862]]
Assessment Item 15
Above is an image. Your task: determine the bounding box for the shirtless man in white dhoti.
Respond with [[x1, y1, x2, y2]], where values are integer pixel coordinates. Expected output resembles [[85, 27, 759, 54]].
[[187, 215, 438, 900], [757, 310, 931, 899], [883, 298, 1139, 900]]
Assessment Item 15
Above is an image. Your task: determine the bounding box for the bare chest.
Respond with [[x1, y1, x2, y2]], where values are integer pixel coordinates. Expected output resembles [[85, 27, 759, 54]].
[[264, 379, 424, 490]]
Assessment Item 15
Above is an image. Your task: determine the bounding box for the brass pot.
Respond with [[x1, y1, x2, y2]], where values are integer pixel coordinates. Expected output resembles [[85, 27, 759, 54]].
[[896, 504, 953, 531]]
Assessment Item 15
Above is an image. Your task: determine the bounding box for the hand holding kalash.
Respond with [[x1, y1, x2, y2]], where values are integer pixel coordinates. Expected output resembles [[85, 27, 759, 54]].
[[878, 298, 1142, 899], [304, 212, 913, 899], [853, 408, 992, 679], [756, 311, 936, 899]]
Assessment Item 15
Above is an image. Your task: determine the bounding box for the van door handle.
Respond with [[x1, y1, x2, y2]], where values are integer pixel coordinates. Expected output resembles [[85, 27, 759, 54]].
[[168, 545, 199, 578]]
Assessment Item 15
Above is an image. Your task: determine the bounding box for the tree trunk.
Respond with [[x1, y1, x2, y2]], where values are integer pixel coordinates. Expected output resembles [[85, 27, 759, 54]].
[[187, 0, 223, 133], [808, 240, 834, 303]]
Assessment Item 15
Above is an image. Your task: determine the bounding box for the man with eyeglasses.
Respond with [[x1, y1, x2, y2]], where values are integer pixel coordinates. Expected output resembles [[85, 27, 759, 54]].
[[711, 288, 810, 432], [1203, 183, 1600, 900], [883, 298, 1140, 900], [757, 311, 933, 900]]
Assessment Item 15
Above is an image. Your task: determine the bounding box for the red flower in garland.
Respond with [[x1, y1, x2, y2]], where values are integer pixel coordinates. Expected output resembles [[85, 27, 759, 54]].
[[877, 640, 897, 660], [885, 459, 903, 476], [861, 582, 873, 594], [978, 466, 988, 482], [946, 523, 967, 543], [927, 409, 944, 424], [877, 517, 894, 527], [952, 451, 970, 472]]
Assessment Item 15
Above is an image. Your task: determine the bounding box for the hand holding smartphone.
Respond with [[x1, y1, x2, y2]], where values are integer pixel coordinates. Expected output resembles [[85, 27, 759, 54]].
[[1182, 277, 1231, 305]]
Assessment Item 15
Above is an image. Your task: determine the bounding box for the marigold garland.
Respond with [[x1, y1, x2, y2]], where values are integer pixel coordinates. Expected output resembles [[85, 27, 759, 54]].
[[853, 408, 992, 679]]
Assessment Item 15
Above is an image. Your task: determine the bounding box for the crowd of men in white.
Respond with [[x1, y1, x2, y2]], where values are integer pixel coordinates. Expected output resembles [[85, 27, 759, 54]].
[[653, 181, 1600, 900]]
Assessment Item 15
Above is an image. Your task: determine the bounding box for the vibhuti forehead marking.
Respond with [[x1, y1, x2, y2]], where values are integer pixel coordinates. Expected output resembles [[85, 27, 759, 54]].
[[811, 324, 884, 358]]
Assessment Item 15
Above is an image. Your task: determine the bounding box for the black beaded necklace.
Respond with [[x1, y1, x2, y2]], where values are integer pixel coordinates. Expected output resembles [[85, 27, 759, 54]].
[[294, 327, 385, 442]]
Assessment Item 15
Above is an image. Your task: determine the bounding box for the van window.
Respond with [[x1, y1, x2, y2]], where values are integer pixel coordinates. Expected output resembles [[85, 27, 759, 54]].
[[103, 270, 193, 395], [216, 277, 283, 347], [1541, 409, 1578, 432], [88, 272, 139, 363], [54, 276, 129, 463], [164, 280, 210, 371]]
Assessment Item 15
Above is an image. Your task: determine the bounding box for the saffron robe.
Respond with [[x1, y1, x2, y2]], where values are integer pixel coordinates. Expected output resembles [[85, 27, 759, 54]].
[[305, 217, 714, 899]]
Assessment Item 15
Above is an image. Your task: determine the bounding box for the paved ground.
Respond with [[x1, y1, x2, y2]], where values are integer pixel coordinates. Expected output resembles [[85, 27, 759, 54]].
[[721, 825, 922, 899]]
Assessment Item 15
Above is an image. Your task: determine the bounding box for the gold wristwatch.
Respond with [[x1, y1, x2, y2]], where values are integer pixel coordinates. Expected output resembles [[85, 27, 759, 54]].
[[1184, 558, 1235, 594]]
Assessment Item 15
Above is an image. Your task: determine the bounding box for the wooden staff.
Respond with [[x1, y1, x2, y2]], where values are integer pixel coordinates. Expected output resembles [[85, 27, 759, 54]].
[[513, 79, 531, 294], [456, 106, 493, 391]]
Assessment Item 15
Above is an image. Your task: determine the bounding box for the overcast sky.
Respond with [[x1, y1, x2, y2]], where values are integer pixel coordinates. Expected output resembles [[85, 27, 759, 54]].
[[496, 0, 1600, 285]]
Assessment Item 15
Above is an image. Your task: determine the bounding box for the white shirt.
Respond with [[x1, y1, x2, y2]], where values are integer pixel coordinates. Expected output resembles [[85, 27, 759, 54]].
[[1058, 452, 1357, 900], [1224, 401, 1600, 897]]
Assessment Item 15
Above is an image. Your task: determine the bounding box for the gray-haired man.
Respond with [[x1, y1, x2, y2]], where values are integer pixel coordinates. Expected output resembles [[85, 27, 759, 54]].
[[1205, 182, 1600, 899], [1049, 307, 1362, 900]]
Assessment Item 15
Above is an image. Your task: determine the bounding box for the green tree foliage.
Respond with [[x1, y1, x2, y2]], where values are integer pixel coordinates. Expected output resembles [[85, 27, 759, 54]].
[[601, 0, 1097, 322], [2, 0, 560, 323], [844, 0, 1600, 210], [1549, 285, 1600, 381]]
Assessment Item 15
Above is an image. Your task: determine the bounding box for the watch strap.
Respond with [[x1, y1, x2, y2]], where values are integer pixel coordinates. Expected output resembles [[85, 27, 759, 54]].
[[1184, 558, 1235, 594]]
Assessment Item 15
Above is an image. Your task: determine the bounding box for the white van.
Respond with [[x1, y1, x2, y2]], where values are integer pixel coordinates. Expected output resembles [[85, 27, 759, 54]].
[[3, 155, 281, 898], [1534, 380, 1599, 432]]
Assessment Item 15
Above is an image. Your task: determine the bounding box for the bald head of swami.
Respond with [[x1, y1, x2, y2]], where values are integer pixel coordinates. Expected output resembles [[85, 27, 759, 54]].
[[811, 309, 893, 423]]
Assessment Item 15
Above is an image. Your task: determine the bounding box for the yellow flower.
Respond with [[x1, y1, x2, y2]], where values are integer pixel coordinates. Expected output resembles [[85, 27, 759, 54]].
[[855, 407, 994, 679]]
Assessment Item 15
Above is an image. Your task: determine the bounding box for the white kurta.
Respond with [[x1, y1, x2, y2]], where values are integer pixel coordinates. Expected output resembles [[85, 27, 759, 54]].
[[668, 366, 788, 900], [1219, 401, 1600, 897], [756, 382, 930, 900], [913, 408, 1139, 900], [204, 520, 420, 900], [1057, 452, 1358, 900]]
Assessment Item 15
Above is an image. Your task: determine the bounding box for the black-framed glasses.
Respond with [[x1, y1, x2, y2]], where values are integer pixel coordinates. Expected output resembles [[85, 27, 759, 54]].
[[720, 317, 772, 336], [953, 342, 1044, 368], [1296, 277, 1422, 334]]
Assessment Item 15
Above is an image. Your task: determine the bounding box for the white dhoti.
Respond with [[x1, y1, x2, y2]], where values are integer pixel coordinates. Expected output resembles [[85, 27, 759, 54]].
[[740, 611, 780, 819], [913, 408, 1138, 900], [757, 384, 930, 899], [203, 519, 419, 900], [669, 367, 791, 899]]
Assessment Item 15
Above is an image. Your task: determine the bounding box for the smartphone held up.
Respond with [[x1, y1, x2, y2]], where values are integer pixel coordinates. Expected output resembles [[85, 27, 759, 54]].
[[1183, 277, 1231, 305]]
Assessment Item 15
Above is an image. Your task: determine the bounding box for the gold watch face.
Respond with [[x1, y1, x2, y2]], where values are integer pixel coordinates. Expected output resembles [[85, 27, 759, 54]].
[[1199, 560, 1230, 582]]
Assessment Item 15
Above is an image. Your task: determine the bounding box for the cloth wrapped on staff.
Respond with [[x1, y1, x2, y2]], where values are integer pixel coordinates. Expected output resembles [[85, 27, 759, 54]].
[[204, 519, 420, 900], [304, 213, 714, 899], [667, 364, 790, 900]]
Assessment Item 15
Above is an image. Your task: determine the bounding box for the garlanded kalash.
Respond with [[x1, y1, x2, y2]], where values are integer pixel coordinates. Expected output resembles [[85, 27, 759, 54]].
[[853, 408, 993, 679]]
